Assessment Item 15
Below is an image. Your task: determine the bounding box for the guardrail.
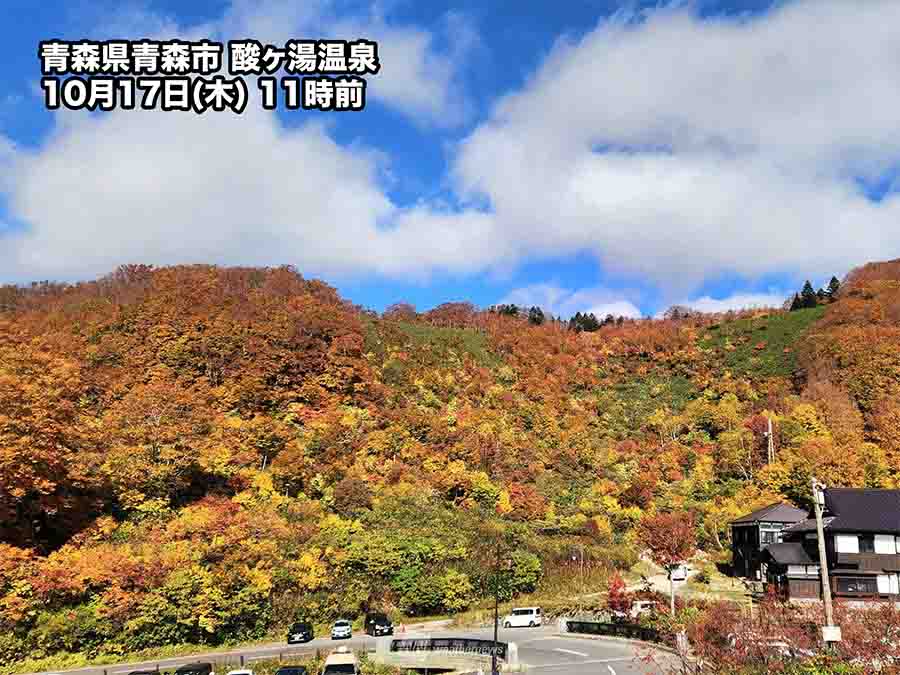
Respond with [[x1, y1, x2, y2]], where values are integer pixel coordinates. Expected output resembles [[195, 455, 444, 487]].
[[45, 647, 327, 675], [389, 637, 508, 661], [565, 620, 661, 644]]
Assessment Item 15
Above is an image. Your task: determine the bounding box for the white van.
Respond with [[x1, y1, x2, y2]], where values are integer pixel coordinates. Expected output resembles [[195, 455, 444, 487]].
[[322, 646, 358, 675], [502, 606, 542, 628]]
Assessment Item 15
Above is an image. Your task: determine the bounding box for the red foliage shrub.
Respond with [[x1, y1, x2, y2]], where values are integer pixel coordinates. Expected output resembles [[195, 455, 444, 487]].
[[606, 572, 632, 614]]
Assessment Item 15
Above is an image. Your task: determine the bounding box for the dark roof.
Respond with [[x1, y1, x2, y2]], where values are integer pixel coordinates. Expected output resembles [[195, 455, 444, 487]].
[[730, 502, 809, 525], [762, 542, 815, 565], [784, 489, 900, 534], [784, 518, 825, 534], [825, 488, 900, 533]]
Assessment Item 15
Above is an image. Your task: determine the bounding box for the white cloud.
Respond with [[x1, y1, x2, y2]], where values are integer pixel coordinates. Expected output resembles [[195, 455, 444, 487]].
[[657, 291, 790, 317], [583, 300, 644, 319], [218, 0, 475, 126], [0, 0, 485, 283], [96, 0, 475, 126], [5, 0, 900, 293], [453, 0, 900, 296], [500, 283, 643, 319], [331, 12, 477, 126], [0, 106, 499, 282]]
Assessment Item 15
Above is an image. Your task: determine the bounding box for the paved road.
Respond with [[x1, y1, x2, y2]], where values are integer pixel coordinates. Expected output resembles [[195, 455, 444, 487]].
[[26, 625, 672, 675], [497, 627, 671, 674]]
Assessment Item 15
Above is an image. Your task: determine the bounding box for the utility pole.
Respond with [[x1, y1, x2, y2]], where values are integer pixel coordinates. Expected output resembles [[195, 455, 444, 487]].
[[580, 545, 585, 603], [766, 416, 775, 464], [571, 546, 585, 615], [492, 541, 501, 675], [811, 478, 841, 643]]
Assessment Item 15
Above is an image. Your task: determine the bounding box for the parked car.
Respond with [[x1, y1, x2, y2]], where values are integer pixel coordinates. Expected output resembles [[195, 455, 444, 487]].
[[631, 599, 657, 617], [226, 669, 254, 675], [502, 606, 542, 628], [612, 599, 657, 621], [322, 646, 357, 675], [287, 621, 315, 644], [331, 619, 353, 639], [275, 667, 308, 675], [175, 663, 215, 675], [364, 612, 394, 636]]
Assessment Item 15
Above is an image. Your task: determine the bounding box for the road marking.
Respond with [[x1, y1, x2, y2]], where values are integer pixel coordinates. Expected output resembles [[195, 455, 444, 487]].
[[607, 666, 617, 675], [552, 648, 589, 657], [526, 657, 635, 670]]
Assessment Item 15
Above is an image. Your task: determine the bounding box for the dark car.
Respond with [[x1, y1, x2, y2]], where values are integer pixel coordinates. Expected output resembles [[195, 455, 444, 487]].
[[128, 671, 158, 675], [364, 612, 393, 636], [274, 667, 308, 675], [175, 663, 214, 675], [287, 621, 314, 644]]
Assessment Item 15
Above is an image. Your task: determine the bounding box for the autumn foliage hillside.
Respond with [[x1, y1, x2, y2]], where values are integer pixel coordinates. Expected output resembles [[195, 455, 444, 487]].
[[1, 261, 899, 666]]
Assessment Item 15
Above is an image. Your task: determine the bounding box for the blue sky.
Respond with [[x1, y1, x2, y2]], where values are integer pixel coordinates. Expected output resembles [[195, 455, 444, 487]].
[[2, 0, 899, 318]]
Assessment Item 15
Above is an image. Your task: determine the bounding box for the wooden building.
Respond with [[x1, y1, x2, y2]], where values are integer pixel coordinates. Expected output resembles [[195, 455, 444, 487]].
[[762, 488, 900, 600], [730, 502, 808, 580]]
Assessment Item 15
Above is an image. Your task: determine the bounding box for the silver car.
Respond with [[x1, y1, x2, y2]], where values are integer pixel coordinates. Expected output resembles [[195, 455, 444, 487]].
[[331, 619, 352, 640]]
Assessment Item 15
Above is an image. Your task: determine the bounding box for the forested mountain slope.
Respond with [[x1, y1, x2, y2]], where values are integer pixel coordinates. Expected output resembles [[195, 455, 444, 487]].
[[1, 261, 898, 664]]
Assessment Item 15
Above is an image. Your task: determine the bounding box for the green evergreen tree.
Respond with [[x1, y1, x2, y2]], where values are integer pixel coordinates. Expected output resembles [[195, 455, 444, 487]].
[[800, 280, 818, 309], [827, 276, 841, 301], [569, 312, 583, 332], [527, 306, 545, 325]]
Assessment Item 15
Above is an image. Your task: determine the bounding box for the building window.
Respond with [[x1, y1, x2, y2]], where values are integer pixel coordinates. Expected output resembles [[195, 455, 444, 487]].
[[836, 577, 878, 595], [874, 535, 896, 554], [787, 565, 820, 578], [835, 534, 859, 553], [876, 574, 900, 595], [761, 531, 776, 544], [859, 535, 875, 553]]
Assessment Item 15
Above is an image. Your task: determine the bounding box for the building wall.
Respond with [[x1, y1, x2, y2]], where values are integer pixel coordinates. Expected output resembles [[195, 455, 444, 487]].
[[731, 524, 759, 578], [775, 573, 900, 600], [772, 530, 900, 601], [788, 578, 820, 599], [835, 552, 900, 572], [731, 522, 793, 579]]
